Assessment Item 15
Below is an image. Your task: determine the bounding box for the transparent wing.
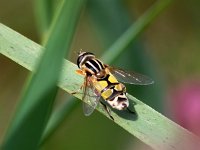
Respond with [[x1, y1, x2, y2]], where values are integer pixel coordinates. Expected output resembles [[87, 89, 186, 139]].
[[82, 76, 101, 116], [108, 66, 154, 85]]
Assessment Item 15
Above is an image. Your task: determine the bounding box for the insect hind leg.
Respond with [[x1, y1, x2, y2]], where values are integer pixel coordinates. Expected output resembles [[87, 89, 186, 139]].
[[100, 101, 114, 121]]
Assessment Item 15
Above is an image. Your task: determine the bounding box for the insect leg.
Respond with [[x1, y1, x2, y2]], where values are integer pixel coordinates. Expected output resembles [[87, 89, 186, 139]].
[[71, 84, 84, 95], [100, 101, 114, 121]]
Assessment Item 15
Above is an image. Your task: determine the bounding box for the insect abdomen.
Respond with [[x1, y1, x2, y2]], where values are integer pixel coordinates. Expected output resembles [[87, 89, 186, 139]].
[[94, 73, 129, 110], [107, 93, 129, 110]]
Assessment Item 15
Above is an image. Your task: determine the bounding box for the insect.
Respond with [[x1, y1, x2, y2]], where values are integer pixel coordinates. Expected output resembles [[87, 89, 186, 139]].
[[73, 51, 154, 120]]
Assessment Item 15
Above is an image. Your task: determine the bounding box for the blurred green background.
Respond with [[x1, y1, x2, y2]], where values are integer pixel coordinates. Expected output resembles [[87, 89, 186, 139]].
[[1, 0, 200, 149]]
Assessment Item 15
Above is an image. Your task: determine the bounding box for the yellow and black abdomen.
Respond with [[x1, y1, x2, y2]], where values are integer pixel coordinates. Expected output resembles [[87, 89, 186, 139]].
[[93, 73, 129, 110], [93, 73, 118, 99]]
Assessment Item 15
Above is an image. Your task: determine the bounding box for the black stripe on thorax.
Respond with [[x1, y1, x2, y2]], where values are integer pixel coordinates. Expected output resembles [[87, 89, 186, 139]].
[[95, 59, 105, 70], [89, 59, 102, 72], [85, 61, 98, 74]]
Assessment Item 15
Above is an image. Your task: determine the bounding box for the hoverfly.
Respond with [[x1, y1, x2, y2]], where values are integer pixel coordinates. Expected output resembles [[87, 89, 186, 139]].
[[73, 51, 154, 120]]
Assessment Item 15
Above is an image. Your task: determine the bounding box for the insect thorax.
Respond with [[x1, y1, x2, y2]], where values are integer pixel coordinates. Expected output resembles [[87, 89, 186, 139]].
[[79, 54, 105, 75]]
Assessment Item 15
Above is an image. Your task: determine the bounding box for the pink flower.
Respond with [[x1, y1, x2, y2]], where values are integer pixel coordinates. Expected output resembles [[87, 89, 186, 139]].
[[169, 79, 200, 136]]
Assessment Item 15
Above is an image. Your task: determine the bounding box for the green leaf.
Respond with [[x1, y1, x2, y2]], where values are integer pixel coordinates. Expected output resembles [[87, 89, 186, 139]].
[[1, 23, 200, 150], [0, 0, 86, 149], [34, 0, 54, 38], [40, 97, 80, 145]]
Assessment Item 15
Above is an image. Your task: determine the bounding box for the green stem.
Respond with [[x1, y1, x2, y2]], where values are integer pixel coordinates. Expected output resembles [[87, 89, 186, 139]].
[[101, 0, 173, 63]]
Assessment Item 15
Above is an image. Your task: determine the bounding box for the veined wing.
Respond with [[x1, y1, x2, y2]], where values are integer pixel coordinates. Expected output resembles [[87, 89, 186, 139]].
[[108, 66, 154, 85], [82, 76, 101, 116]]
